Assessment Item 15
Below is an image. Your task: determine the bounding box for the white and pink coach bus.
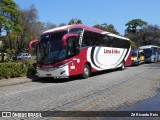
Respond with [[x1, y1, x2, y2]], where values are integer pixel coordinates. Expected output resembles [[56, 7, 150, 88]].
[[29, 24, 131, 79]]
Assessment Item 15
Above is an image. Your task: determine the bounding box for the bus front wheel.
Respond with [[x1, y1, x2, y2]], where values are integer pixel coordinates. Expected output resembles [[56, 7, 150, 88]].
[[82, 64, 91, 79]]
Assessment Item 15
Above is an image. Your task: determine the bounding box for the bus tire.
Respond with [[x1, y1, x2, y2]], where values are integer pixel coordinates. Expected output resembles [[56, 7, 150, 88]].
[[155, 58, 157, 63], [82, 64, 91, 79], [137, 60, 139, 66], [120, 61, 125, 70]]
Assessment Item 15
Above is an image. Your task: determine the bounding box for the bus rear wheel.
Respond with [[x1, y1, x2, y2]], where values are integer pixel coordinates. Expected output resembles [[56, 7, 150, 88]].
[[82, 64, 91, 79], [120, 61, 125, 70]]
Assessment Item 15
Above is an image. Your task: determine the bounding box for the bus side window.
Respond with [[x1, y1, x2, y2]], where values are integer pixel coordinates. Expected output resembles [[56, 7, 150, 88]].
[[82, 31, 92, 47], [102, 35, 111, 47], [82, 30, 100, 47]]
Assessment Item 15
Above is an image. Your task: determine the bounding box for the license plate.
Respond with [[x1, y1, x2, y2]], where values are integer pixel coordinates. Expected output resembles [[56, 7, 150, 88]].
[[46, 74, 52, 77]]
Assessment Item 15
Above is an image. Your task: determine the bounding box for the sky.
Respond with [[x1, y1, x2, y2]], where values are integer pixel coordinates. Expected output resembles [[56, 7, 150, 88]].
[[13, 0, 160, 35]]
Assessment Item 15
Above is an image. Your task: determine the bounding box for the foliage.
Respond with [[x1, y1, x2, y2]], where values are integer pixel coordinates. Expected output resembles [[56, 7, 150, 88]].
[[125, 19, 148, 48], [0, 62, 27, 79], [125, 19, 148, 34], [44, 22, 66, 31], [137, 25, 160, 46], [16, 5, 44, 52], [21, 60, 37, 76], [68, 18, 82, 25], [0, 3, 44, 52], [0, 44, 4, 51], [93, 23, 120, 35], [1, 1, 160, 54], [124, 33, 137, 49], [45, 22, 57, 30], [59, 23, 66, 27], [0, 60, 36, 79], [5, 48, 16, 58], [0, 0, 21, 36], [125, 25, 160, 48]]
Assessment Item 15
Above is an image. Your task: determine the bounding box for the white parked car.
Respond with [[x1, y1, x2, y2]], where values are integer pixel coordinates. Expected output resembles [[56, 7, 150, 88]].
[[17, 53, 32, 60]]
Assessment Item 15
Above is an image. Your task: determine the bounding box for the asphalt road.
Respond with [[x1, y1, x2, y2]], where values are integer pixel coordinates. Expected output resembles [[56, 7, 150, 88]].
[[0, 62, 160, 119]]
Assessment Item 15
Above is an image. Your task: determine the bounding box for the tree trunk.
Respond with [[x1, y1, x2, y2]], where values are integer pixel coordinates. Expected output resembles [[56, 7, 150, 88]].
[[0, 22, 2, 36], [7, 31, 12, 49]]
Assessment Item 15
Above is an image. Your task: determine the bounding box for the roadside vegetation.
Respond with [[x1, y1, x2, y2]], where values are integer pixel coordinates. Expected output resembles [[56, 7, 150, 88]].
[[0, 60, 36, 79]]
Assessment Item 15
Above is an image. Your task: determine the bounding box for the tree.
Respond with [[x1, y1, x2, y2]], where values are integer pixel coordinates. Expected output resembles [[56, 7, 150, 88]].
[[125, 19, 148, 34], [68, 18, 82, 25], [45, 22, 57, 30], [93, 23, 119, 35], [59, 23, 66, 27], [16, 5, 45, 52], [124, 33, 137, 49], [0, 0, 21, 36], [138, 25, 160, 46], [125, 19, 148, 48]]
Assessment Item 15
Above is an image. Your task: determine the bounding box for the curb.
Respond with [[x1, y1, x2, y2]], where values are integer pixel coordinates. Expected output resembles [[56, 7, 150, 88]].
[[0, 76, 40, 87]]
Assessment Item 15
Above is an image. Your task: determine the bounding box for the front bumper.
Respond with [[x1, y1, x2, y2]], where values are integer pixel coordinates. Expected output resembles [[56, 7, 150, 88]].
[[131, 60, 139, 65], [37, 64, 69, 78]]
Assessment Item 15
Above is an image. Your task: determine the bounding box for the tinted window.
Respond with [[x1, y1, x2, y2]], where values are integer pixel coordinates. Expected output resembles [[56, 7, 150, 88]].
[[82, 30, 103, 47], [37, 31, 67, 64], [139, 51, 144, 57], [102, 35, 130, 48], [123, 40, 130, 48], [132, 52, 137, 57], [67, 38, 76, 56], [82, 31, 130, 48], [143, 49, 152, 57], [67, 36, 79, 57], [112, 38, 120, 47], [40, 30, 67, 44], [101, 35, 113, 47], [40, 34, 50, 44], [50, 31, 67, 41], [69, 28, 83, 35], [17, 53, 22, 56]]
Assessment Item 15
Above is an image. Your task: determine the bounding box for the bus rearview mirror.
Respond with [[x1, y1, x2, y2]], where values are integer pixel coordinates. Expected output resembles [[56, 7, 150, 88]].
[[29, 40, 40, 50]]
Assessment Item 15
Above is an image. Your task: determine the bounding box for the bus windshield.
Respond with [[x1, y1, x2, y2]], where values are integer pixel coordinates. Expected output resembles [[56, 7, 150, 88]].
[[37, 30, 67, 64], [132, 52, 137, 57], [143, 48, 152, 58]]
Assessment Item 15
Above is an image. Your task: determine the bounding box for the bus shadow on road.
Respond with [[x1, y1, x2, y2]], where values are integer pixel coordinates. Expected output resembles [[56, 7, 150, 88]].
[[28, 75, 82, 83], [28, 68, 129, 83], [91, 69, 115, 77], [90, 68, 127, 78], [142, 62, 160, 67]]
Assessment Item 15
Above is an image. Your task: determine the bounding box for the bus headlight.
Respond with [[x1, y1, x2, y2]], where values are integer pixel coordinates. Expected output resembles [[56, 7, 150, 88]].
[[72, 62, 74, 66]]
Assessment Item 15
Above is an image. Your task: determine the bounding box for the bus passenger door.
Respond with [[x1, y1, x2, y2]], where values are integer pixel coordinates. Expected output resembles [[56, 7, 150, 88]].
[[66, 36, 80, 57], [66, 36, 81, 75]]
